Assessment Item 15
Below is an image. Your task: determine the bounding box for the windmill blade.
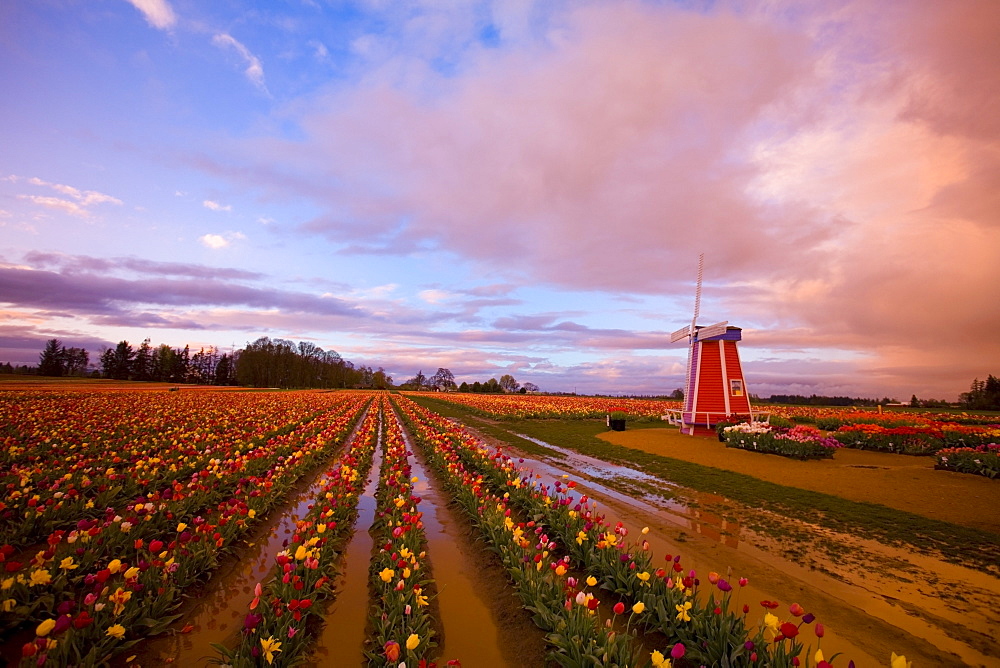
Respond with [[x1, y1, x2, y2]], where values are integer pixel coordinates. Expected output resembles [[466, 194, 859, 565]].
[[691, 253, 704, 331], [670, 325, 692, 343], [695, 320, 729, 340]]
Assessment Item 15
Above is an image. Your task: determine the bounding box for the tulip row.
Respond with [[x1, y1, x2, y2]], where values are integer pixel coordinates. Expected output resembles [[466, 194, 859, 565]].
[[832, 422, 1000, 455], [410, 392, 680, 421], [3, 392, 371, 666], [935, 444, 1000, 478], [393, 396, 641, 666], [366, 407, 437, 666], [394, 396, 844, 668], [219, 396, 382, 666], [0, 391, 344, 548], [722, 424, 841, 460]]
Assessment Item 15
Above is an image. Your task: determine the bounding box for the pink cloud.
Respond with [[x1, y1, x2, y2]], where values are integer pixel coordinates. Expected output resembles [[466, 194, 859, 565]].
[[145, 1, 1000, 399]]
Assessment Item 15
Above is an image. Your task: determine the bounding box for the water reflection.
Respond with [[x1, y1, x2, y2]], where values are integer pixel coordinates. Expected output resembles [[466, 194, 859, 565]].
[[511, 432, 743, 549], [306, 420, 384, 666]]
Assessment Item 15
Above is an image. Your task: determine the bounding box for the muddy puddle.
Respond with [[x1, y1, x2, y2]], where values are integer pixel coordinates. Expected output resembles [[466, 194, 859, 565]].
[[308, 410, 545, 666], [484, 427, 999, 667], [305, 419, 384, 665]]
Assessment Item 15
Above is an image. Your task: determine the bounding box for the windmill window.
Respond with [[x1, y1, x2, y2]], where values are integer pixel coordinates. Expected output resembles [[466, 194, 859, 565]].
[[730, 380, 744, 396]]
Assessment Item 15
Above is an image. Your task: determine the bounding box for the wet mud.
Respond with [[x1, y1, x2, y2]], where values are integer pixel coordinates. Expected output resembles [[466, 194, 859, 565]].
[[306, 424, 384, 665], [308, 410, 549, 667]]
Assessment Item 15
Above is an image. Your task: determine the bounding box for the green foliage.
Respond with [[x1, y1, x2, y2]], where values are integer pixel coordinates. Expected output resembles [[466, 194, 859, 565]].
[[767, 415, 794, 429]]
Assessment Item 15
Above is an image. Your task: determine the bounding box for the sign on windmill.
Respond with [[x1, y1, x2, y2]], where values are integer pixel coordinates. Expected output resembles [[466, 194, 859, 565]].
[[667, 254, 754, 436]]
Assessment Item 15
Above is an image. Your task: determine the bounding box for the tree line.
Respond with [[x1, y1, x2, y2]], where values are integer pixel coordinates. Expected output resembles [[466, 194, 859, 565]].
[[397, 368, 541, 394], [21, 336, 391, 390], [758, 394, 897, 406], [959, 375, 1000, 410]]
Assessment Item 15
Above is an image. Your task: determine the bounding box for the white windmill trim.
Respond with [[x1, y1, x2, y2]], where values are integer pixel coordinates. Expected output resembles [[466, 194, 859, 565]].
[[689, 341, 702, 421], [719, 340, 731, 416]]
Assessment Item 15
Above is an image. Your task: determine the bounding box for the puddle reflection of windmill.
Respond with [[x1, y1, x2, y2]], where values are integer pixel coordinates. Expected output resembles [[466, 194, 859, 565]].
[[669, 255, 754, 436]]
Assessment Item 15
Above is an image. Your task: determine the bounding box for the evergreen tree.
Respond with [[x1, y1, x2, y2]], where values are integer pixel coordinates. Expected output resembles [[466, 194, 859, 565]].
[[38, 339, 65, 376]]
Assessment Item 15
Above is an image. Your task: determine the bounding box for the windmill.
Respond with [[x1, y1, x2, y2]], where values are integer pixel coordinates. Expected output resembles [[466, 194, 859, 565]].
[[668, 254, 753, 435]]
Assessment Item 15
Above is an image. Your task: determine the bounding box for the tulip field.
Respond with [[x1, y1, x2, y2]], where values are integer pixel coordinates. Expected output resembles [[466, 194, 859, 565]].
[[1, 386, 997, 666]]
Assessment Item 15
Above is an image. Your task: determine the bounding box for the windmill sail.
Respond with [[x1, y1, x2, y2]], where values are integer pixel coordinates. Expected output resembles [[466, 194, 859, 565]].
[[695, 321, 729, 340], [670, 325, 692, 343]]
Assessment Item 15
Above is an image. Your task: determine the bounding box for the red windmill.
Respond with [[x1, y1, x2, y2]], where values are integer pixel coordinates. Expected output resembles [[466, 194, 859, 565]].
[[668, 255, 754, 436]]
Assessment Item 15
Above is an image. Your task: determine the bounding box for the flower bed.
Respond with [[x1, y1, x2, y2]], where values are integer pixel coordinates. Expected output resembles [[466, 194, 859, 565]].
[[936, 444, 1000, 479], [218, 397, 380, 666], [409, 392, 680, 421], [722, 423, 840, 460], [941, 425, 1000, 448], [831, 424, 944, 455], [394, 396, 842, 667], [395, 396, 639, 665], [366, 408, 437, 667], [0, 391, 370, 666]]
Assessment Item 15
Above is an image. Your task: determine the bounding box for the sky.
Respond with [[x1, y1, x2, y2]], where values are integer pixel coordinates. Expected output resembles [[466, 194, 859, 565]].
[[1, 0, 998, 400]]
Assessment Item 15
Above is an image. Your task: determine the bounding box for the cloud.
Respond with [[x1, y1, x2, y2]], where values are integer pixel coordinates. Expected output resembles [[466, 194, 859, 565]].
[[17, 195, 89, 218], [0, 263, 364, 319], [418, 289, 451, 304], [199, 232, 245, 249], [212, 33, 268, 93], [202, 200, 232, 212], [10, 176, 122, 218], [124, 0, 177, 31], [183, 0, 999, 400], [23, 251, 265, 280]]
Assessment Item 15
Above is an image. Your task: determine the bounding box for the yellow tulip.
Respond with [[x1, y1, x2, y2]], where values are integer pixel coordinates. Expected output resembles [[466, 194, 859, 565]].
[[36, 619, 56, 637], [260, 636, 282, 665], [650, 650, 671, 667], [406, 633, 420, 650]]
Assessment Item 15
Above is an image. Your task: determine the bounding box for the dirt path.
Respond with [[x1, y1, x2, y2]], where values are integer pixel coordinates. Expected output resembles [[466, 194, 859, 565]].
[[600, 427, 1000, 535]]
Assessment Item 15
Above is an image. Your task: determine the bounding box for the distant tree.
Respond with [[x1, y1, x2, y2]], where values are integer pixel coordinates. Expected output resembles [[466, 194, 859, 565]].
[[189, 347, 218, 384], [960, 375, 1000, 410], [910, 394, 920, 408], [170, 345, 191, 383], [471, 381, 483, 393], [404, 370, 427, 390], [429, 368, 456, 391], [484, 377, 501, 393], [522, 382, 540, 393], [133, 339, 154, 381], [100, 341, 135, 380], [498, 374, 519, 393], [38, 339, 65, 376], [458, 381, 470, 392], [372, 367, 392, 389], [63, 347, 88, 376], [214, 353, 234, 385], [669, 388, 684, 400]]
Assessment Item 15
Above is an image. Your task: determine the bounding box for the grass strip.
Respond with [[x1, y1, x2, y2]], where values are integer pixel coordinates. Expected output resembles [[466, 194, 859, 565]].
[[409, 396, 1000, 575]]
